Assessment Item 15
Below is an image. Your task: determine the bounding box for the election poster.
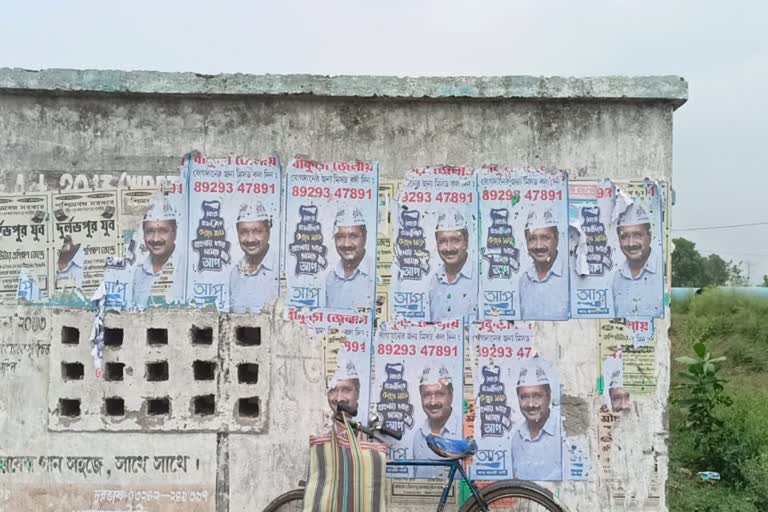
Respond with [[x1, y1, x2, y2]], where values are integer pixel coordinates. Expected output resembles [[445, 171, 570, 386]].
[[49, 191, 120, 302], [186, 154, 281, 312], [469, 321, 563, 481], [569, 179, 664, 319], [477, 167, 569, 321], [283, 159, 378, 312], [598, 319, 657, 407], [103, 175, 188, 310], [390, 166, 477, 322], [372, 319, 464, 479], [373, 180, 399, 324], [0, 193, 51, 301], [287, 307, 373, 425]]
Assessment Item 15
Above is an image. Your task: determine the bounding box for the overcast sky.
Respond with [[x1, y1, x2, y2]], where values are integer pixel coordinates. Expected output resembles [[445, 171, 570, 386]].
[[2, 0, 767, 282]]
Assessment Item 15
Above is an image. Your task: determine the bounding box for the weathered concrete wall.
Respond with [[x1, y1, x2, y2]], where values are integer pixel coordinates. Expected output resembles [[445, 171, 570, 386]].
[[0, 69, 686, 512]]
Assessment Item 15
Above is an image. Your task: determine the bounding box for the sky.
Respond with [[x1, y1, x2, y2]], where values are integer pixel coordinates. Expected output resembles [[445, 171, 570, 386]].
[[2, 0, 767, 282]]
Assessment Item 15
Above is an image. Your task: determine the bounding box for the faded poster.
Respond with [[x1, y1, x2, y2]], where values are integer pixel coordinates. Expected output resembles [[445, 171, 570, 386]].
[[477, 167, 569, 321], [0, 194, 50, 301], [186, 154, 281, 312], [49, 191, 120, 302], [469, 321, 563, 481], [287, 307, 373, 425], [569, 180, 664, 319], [104, 175, 187, 309], [390, 166, 477, 322], [599, 319, 657, 406], [372, 319, 464, 479], [284, 159, 378, 311]]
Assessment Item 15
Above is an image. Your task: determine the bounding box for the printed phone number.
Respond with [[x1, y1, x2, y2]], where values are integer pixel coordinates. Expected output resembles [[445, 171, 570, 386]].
[[192, 182, 276, 194], [291, 186, 373, 200], [376, 344, 459, 357], [343, 341, 366, 352], [401, 191, 473, 203], [477, 346, 535, 358], [481, 189, 563, 201]]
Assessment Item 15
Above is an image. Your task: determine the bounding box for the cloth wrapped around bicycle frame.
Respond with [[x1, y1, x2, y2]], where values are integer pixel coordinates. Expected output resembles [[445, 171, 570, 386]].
[[303, 416, 387, 512]]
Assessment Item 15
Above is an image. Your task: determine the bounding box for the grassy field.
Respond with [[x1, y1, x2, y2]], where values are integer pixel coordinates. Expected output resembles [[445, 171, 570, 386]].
[[668, 291, 768, 511]]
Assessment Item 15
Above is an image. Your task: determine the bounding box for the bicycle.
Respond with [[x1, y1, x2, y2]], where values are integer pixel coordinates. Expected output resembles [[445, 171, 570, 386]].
[[264, 404, 567, 512]]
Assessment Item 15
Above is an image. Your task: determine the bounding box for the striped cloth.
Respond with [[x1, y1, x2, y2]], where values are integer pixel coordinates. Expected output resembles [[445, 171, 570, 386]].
[[303, 419, 387, 512]]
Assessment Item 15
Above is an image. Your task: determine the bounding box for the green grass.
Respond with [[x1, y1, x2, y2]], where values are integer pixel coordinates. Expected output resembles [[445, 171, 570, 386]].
[[669, 290, 768, 511]]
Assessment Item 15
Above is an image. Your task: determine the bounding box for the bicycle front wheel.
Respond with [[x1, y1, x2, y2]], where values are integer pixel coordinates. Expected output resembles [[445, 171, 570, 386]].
[[262, 488, 304, 512], [459, 480, 564, 512]]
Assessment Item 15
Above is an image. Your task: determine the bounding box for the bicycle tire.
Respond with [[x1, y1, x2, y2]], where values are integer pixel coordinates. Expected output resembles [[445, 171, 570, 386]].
[[459, 480, 564, 512], [262, 488, 304, 512]]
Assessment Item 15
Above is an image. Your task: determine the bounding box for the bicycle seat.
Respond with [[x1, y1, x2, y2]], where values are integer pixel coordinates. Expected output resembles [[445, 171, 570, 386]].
[[426, 435, 477, 459]]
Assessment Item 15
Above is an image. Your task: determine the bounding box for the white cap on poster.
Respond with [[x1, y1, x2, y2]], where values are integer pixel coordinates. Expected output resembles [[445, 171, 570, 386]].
[[332, 358, 359, 385], [525, 207, 559, 231], [334, 207, 366, 231], [517, 365, 550, 387], [419, 364, 452, 386], [435, 209, 467, 232], [143, 194, 178, 222], [617, 203, 650, 227], [237, 201, 270, 223]]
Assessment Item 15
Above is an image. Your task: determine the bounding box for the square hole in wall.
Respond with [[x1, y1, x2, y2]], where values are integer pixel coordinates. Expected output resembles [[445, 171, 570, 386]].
[[104, 328, 124, 347], [146, 397, 170, 416], [104, 397, 125, 416], [59, 398, 81, 417], [190, 326, 213, 345], [235, 326, 261, 346], [238, 396, 260, 418], [193, 395, 215, 415], [104, 362, 125, 381], [61, 362, 84, 381], [61, 326, 80, 345], [193, 360, 216, 381], [146, 328, 168, 345], [238, 363, 259, 384], [146, 361, 169, 382]]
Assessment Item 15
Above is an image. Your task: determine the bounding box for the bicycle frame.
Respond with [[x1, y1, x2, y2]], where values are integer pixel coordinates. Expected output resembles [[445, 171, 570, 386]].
[[387, 459, 489, 512]]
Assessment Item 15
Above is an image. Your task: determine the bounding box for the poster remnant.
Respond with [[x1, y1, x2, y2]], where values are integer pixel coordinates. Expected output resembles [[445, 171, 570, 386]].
[[469, 321, 563, 481], [599, 319, 657, 405], [390, 166, 477, 322], [284, 159, 378, 312], [287, 307, 373, 425], [372, 319, 464, 478], [477, 167, 569, 320], [50, 191, 120, 302], [569, 180, 664, 319], [0, 194, 51, 301], [186, 155, 281, 312]]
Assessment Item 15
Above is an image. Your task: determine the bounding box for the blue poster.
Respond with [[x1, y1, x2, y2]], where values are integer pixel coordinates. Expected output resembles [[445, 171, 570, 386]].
[[283, 159, 378, 312], [478, 167, 570, 321]]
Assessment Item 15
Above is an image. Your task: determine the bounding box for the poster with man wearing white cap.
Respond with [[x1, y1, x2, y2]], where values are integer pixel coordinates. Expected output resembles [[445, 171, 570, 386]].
[[477, 167, 569, 321], [130, 190, 187, 309], [569, 179, 664, 318], [286, 306, 373, 425], [469, 320, 536, 480], [186, 154, 282, 312], [371, 319, 464, 478], [284, 158, 378, 312], [390, 166, 477, 321]]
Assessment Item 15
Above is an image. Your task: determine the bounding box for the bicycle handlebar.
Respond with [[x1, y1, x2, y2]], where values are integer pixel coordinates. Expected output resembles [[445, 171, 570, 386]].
[[333, 403, 403, 441], [379, 425, 403, 441]]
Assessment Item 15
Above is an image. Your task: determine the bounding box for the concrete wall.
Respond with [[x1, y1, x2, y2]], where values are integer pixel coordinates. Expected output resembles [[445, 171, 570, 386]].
[[0, 70, 686, 512]]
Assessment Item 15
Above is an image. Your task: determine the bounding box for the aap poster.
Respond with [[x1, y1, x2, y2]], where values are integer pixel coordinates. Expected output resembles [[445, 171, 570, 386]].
[[284, 159, 378, 312], [569, 180, 664, 319], [287, 307, 373, 425], [477, 167, 569, 321], [372, 319, 464, 479], [103, 178, 187, 310], [390, 166, 477, 322], [186, 155, 281, 312], [469, 321, 563, 481]]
